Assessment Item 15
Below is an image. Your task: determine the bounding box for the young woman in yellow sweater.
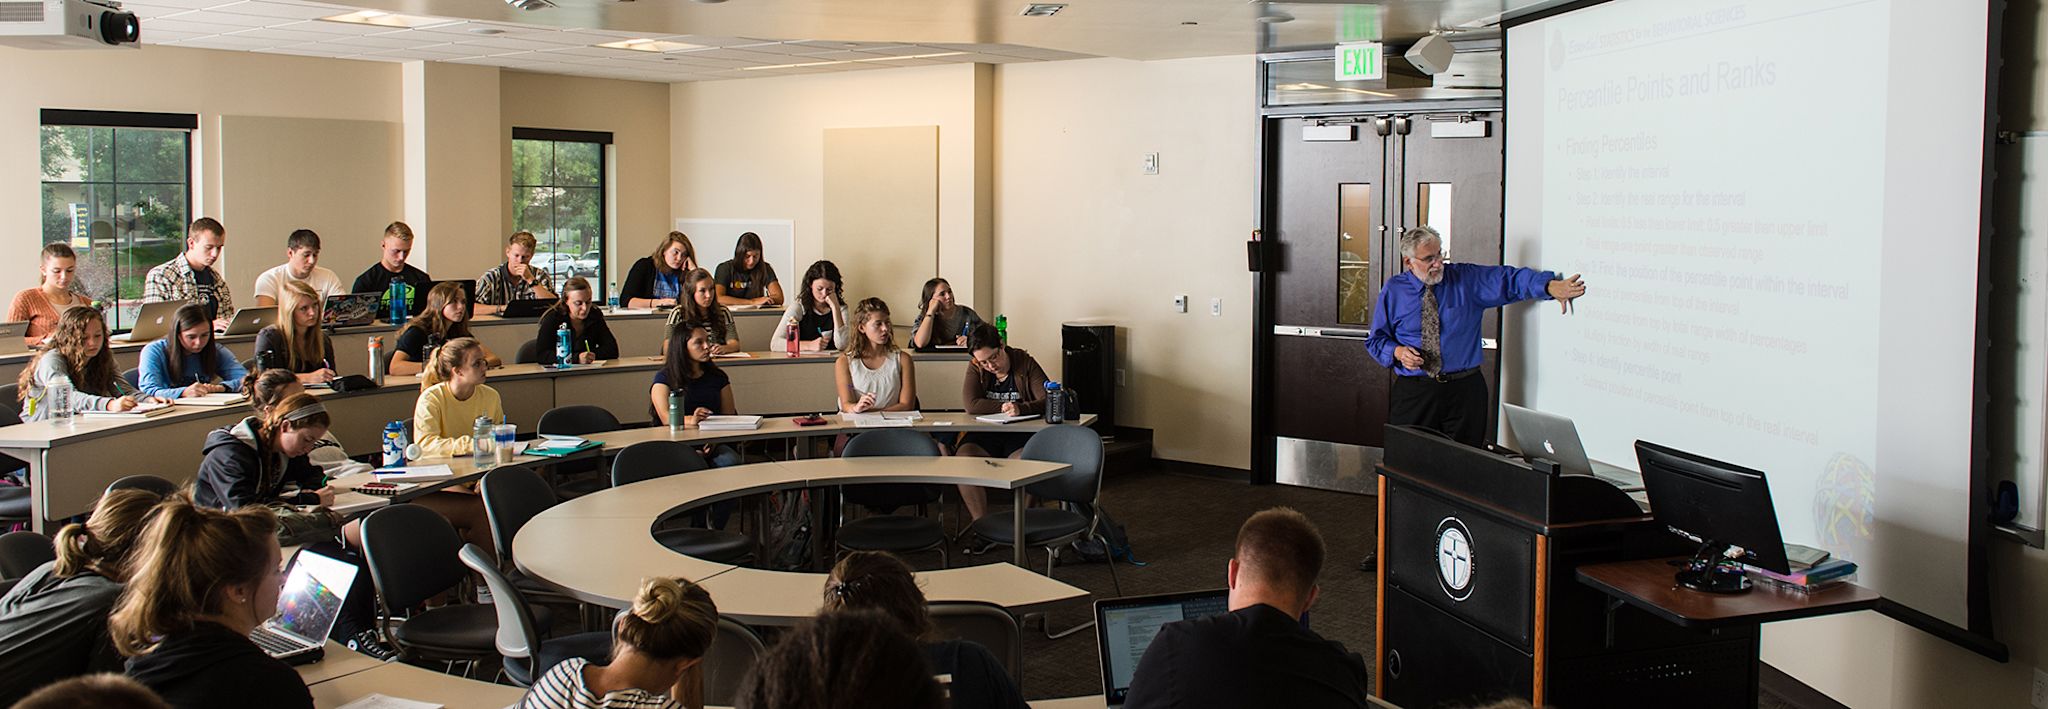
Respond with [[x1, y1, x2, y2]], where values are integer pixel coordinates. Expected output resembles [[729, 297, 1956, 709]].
[[413, 337, 503, 459]]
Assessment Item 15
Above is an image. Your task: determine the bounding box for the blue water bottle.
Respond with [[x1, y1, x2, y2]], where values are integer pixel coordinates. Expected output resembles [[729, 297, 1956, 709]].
[[387, 280, 406, 323], [555, 323, 572, 364], [1044, 381, 1065, 424], [382, 421, 407, 467]]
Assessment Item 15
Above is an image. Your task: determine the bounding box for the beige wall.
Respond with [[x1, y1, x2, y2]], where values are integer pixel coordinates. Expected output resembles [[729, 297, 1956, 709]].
[[499, 70, 672, 291], [402, 61, 501, 281], [669, 64, 991, 307], [993, 56, 1256, 470], [0, 44, 400, 295]]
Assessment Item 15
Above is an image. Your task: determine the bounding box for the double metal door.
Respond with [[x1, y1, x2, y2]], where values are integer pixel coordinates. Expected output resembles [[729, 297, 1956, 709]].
[[1256, 109, 1505, 493]]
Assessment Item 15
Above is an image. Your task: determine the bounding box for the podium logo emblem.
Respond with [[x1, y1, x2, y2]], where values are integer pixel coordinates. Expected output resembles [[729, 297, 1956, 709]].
[[1435, 517, 1475, 601]]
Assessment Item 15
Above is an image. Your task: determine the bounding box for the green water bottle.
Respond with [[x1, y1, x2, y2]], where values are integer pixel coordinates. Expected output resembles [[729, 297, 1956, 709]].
[[995, 314, 1008, 345]]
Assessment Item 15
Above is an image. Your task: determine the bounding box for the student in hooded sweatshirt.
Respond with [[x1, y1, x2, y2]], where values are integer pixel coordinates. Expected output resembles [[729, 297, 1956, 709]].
[[117, 500, 311, 709], [0, 489, 165, 706]]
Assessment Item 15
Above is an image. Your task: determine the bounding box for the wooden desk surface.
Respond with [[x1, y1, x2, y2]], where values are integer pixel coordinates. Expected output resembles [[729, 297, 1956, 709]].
[[307, 661, 527, 708], [1575, 557, 1882, 628], [294, 641, 386, 685], [697, 561, 1090, 627]]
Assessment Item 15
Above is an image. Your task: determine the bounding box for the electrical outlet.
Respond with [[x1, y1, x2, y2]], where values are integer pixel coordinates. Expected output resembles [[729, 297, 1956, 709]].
[[2032, 667, 2047, 708], [1210, 297, 1223, 316], [1173, 295, 1188, 313], [1115, 368, 1127, 387]]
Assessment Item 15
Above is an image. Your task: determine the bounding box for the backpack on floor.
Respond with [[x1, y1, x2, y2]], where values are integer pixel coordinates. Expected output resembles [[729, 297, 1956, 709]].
[[1062, 504, 1144, 567]]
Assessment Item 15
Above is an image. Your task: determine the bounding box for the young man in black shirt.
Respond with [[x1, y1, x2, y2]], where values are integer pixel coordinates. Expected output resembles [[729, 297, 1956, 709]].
[[1123, 507, 1372, 709], [350, 221, 432, 321]]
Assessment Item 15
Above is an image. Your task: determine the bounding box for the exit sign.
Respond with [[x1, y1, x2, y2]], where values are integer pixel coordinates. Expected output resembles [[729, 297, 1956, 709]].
[[1336, 42, 1383, 81]]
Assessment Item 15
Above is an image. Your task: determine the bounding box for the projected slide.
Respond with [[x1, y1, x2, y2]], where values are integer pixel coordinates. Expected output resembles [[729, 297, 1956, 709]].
[[1506, 0, 1988, 627]]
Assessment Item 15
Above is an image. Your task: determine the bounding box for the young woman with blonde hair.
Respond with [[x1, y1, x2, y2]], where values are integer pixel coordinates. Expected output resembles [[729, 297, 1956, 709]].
[[414, 337, 503, 459], [520, 576, 720, 709], [252, 280, 336, 384], [0, 489, 166, 705], [833, 298, 916, 414]]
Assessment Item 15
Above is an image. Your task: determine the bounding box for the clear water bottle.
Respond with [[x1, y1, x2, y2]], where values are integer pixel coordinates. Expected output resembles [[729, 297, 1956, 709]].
[[1044, 381, 1065, 424], [47, 380, 72, 425], [555, 322, 572, 365], [668, 391, 683, 435], [472, 415, 494, 467], [996, 314, 1008, 345]]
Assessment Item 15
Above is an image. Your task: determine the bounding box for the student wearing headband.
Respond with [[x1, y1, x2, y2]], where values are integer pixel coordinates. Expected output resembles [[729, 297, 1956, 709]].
[[193, 392, 340, 512]]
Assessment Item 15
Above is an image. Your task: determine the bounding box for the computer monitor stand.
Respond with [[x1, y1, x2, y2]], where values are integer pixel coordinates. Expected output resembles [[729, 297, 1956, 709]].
[[1675, 542, 1752, 594]]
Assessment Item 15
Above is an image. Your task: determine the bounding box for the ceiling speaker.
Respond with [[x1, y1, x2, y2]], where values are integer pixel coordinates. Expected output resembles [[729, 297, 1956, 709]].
[[1405, 34, 1454, 76]]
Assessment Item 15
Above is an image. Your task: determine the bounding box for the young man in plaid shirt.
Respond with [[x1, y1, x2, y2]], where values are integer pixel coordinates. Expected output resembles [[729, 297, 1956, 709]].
[[143, 217, 232, 330]]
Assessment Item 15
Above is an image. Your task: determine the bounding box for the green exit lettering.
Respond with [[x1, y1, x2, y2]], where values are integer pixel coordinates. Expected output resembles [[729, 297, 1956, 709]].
[[1336, 42, 1383, 82]]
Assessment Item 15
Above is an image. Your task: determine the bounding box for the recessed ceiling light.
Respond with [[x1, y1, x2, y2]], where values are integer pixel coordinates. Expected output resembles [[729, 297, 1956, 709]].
[[318, 10, 450, 28], [596, 38, 706, 52], [1020, 3, 1064, 17], [741, 51, 969, 71], [506, 0, 555, 11], [468, 27, 507, 35]]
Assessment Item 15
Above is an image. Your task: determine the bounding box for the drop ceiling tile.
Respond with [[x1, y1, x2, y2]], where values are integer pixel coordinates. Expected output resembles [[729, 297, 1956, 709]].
[[859, 44, 955, 57], [272, 19, 404, 36], [314, 34, 440, 49], [724, 42, 818, 55], [861, 57, 946, 67], [205, 1, 340, 20], [138, 29, 206, 43], [223, 26, 336, 42], [124, 3, 200, 18], [365, 45, 483, 59], [655, 35, 765, 48], [139, 18, 226, 33], [984, 46, 1093, 60], [409, 21, 556, 38], [959, 52, 1040, 63], [669, 47, 790, 63], [785, 39, 910, 53], [133, 0, 246, 10], [170, 34, 279, 49], [262, 45, 353, 58], [532, 45, 625, 59], [787, 50, 894, 62], [451, 36, 565, 51], [156, 10, 285, 28]]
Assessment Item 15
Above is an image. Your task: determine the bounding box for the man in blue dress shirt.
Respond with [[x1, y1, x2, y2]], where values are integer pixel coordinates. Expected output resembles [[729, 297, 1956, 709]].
[[1366, 226, 1585, 446]]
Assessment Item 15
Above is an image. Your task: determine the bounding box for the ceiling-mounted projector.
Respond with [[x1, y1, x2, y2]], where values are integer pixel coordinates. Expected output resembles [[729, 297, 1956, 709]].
[[1405, 33, 1454, 75], [0, 0, 139, 49]]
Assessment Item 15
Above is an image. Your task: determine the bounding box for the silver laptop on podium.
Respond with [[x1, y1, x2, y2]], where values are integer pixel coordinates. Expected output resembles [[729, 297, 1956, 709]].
[[1501, 403, 1644, 492]]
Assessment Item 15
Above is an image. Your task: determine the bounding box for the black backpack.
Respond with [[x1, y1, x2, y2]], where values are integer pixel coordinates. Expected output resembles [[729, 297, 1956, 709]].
[[1061, 504, 1145, 567]]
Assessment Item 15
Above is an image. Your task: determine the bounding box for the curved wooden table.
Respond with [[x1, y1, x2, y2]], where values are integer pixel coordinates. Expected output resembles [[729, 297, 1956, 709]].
[[513, 455, 1092, 625]]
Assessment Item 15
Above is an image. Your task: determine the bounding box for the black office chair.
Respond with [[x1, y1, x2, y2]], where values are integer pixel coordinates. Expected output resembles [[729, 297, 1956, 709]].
[[360, 504, 505, 673], [458, 543, 611, 687], [931, 601, 1024, 693], [836, 430, 947, 567], [537, 405, 622, 498], [705, 617, 767, 707], [514, 339, 542, 365], [967, 426, 1121, 594], [0, 383, 27, 529], [478, 466, 583, 606], [105, 475, 181, 498], [611, 441, 754, 564], [0, 531, 54, 580], [120, 368, 140, 390]]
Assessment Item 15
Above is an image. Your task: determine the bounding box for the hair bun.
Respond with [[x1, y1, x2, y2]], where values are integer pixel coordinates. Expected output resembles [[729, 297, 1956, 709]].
[[631, 577, 684, 624]]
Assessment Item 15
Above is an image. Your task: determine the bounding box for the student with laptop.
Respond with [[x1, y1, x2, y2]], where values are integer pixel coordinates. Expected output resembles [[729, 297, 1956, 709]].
[[519, 576, 720, 709], [142, 217, 233, 331], [138, 303, 247, 401], [535, 277, 618, 366], [349, 222, 433, 320], [0, 489, 165, 706], [476, 231, 558, 316], [252, 282, 337, 384], [252, 229, 343, 307], [909, 277, 982, 350], [115, 500, 314, 709], [714, 231, 782, 308], [835, 298, 918, 415], [663, 269, 740, 355], [390, 282, 500, 377], [820, 552, 1026, 709], [8, 242, 90, 346], [621, 231, 699, 309], [17, 307, 156, 422], [1120, 507, 1370, 709]]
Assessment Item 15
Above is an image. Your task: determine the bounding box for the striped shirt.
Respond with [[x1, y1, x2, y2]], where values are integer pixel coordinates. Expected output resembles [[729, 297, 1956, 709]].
[[520, 659, 681, 709]]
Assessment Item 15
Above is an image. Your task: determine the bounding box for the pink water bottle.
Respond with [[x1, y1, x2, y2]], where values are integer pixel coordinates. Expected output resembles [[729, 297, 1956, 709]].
[[784, 322, 799, 358]]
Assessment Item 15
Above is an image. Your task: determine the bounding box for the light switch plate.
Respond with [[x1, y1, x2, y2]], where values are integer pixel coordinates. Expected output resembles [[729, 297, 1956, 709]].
[[1142, 152, 1160, 175], [1210, 297, 1223, 316], [1173, 295, 1188, 313]]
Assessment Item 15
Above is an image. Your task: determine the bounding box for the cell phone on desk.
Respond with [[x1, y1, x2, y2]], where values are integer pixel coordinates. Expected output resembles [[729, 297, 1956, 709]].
[[793, 414, 827, 426]]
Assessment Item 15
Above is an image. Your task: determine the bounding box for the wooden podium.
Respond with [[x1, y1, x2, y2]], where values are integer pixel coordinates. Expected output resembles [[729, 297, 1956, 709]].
[[1373, 425, 1767, 708]]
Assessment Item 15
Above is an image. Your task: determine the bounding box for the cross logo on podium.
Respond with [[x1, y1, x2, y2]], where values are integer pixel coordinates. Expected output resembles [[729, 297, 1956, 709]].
[[1436, 517, 1476, 601]]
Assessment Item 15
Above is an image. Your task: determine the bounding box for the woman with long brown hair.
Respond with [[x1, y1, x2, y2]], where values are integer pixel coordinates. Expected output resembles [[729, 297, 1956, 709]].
[[389, 281, 499, 376], [662, 269, 740, 356], [0, 489, 167, 706], [114, 500, 310, 708], [17, 306, 155, 421], [137, 303, 246, 401], [622, 231, 698, 309], [735, 609, 943, 709], [536, 277, 619, 366], [821, 552, 1026, 709], [252, 280, 336, 384], [714, 231, 782, 307]]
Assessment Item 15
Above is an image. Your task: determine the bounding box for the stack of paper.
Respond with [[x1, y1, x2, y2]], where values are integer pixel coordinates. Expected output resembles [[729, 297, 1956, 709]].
[[178, 392, 248, 407], [83, 402, 174, 419], [842, 412, 920, 428], [525, 437, 600, 457], [699, 415, 764, 431], [974, 413, 1039, 424], [368, 464, 455, 483]]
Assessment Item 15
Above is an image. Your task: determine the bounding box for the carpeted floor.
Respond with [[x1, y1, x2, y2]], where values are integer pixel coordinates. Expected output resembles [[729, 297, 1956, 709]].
[[925, 464, 1380, 701]]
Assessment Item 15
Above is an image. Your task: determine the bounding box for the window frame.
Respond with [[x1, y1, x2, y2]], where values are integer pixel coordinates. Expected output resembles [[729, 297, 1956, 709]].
[[38, 109, 197, 333], [511, 127, 613, 303]]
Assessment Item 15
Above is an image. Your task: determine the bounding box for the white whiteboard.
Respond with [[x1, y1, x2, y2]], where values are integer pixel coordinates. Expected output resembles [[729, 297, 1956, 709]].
[[673, 219, 795, 288]]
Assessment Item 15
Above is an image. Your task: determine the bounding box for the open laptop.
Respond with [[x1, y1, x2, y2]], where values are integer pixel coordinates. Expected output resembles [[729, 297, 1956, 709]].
[[0, 322, 30, 356], [1500, 403, 1644, 491], [115, 300, 189, 342], [499, 297, 559, 319], [248, 547, 358, 665], [324, 293, 379, 328], [219, 306, 277, 336], [1095, 589, 1228, 706]]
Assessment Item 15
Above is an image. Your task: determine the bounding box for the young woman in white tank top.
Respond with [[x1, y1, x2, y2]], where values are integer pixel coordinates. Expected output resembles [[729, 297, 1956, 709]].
[[834, 298, 918, 413]]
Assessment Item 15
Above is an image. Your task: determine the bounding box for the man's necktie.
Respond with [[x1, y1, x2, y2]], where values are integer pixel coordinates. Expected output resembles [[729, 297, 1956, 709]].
[[1420, 285, 1442, 377]]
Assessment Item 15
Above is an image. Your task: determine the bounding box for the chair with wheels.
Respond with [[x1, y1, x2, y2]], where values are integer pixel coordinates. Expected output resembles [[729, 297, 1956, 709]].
[[611, 441, 754, 564], [0, 531, 54, 579], [360, 504, 505, 673], [931, 601, 1024, 693], [458, 543, 611, 687], [836, 429, 948, 567]]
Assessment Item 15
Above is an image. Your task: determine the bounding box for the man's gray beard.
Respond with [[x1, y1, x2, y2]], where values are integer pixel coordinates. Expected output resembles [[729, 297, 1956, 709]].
[[1421, 271, 1443, 286]]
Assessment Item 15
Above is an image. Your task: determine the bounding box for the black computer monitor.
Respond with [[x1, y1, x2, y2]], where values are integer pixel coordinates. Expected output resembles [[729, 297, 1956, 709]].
[[1635, 440, 1791, 592]]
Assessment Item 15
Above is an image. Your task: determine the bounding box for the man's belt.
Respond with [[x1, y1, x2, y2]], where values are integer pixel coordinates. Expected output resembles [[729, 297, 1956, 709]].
[[1405, 367, 1480, 383]]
